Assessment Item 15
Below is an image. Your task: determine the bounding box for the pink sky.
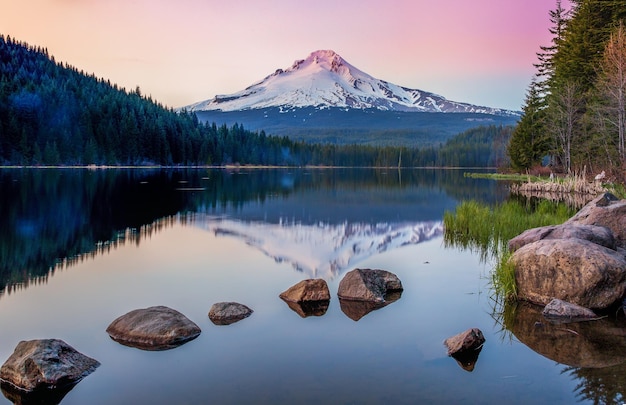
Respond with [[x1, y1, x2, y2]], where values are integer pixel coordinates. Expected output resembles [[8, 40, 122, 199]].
[[1, 0, 569, 110]]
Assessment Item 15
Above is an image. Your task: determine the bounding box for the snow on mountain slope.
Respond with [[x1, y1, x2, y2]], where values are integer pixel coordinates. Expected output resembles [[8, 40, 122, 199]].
[[196, 216, 443, 279], [187, 50, 517, 116]]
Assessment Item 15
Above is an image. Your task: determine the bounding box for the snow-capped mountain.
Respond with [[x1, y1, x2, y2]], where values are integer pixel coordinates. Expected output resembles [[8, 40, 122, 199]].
[[187, 50, 517, 116], [195, 216, 443, 279]]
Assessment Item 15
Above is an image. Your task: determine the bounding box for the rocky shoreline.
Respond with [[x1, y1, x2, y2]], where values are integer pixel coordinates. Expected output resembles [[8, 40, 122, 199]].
[[508, 192, 626, 312]]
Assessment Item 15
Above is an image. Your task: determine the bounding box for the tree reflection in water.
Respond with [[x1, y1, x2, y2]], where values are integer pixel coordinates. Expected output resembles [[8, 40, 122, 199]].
[[499, 300, 626, 405]]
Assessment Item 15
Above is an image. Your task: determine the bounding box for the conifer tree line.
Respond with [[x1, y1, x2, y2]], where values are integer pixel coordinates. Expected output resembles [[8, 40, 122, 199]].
[[508, 0, 626, 180], [0, 34, 510, 168]]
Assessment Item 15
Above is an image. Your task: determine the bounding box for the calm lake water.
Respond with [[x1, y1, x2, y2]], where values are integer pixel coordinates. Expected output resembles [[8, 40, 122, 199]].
[[0, 168, 624, 404]]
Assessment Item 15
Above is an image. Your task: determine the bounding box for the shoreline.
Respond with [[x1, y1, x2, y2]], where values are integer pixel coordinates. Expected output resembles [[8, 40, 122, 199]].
[[0, 165, 499, 170]]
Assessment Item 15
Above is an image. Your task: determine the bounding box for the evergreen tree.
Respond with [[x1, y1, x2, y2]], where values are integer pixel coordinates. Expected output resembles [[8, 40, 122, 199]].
[[508, 79, 550, 170]]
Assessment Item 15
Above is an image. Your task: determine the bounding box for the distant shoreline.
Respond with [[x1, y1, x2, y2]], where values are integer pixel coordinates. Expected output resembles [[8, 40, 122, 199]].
[[0, 165, 497, 170]]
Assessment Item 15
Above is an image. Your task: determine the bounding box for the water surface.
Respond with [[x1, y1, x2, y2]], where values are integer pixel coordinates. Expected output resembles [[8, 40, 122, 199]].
[[0, 168, 623, 404]]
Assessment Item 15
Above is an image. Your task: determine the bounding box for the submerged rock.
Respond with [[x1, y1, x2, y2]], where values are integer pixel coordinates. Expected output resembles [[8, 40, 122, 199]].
[[208, 302, 253, 325], [337, 268, 403, 303], [106, 306, 201, 350], [0, 339, 100, 393], [542, 298, 598, 321]]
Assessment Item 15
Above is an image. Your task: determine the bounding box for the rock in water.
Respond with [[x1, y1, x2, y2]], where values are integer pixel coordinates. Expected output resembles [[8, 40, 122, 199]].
[[279, 279, 331, 303], [337, 268, 403, 302], [208, 302, 253, 325], [106, 306, 201, 350], [542, 298, 598, 321], [0, 339, 100, 392], [444, 328, 486, 356], [444, 328, 485, 372]]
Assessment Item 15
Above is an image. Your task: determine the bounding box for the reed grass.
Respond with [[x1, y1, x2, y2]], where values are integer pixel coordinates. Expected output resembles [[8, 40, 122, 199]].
[[444, 198, 576, 300]]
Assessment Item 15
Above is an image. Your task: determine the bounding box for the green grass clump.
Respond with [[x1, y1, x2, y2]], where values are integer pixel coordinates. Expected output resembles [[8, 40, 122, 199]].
[[444, 198, 576, 300]]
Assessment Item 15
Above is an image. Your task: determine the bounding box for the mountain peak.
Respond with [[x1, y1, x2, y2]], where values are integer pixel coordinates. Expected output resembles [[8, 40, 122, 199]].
[[187, 51, 518, 116]]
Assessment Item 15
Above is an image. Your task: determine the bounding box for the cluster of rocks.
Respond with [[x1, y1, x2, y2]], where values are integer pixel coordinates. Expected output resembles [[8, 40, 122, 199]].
[[280, 268, 404, 321], [0, 268, 407, 399], [508, 192, 626, 315]]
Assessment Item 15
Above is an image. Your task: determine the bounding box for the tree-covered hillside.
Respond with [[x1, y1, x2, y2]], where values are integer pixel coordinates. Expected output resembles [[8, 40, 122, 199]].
[[508, 0, 626, 181], [0, 34, 510, 168]]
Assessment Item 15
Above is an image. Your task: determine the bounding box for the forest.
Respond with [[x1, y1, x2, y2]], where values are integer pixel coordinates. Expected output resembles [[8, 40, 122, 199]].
[[0, 34, 510, 168], [508, 0, 626, 182]]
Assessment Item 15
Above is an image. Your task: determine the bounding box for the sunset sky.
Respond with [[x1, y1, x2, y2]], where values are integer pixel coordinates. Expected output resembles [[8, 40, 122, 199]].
[[1, 0, 569, 111]]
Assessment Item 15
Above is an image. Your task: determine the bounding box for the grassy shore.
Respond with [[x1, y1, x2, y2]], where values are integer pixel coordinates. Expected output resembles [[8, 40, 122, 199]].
[[443, 199, 577, 300]]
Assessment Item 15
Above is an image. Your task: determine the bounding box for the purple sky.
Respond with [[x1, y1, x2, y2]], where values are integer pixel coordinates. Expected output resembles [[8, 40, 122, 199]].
[[1, 0, 571, 110]]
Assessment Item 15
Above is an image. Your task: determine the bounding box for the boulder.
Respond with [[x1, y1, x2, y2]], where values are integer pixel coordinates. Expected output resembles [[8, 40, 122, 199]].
[[511, 238, 626, 309], [566, 192, 626, 248], [542, 298, 598, 321], [279, 279, 331, 303], [106, 306, 201, 350], [0, 339, 99, 392], [337, 268, 403, 303], [208, 302, 253, 325], [508, 223, 616, 252], [444, 328, 485, 372]]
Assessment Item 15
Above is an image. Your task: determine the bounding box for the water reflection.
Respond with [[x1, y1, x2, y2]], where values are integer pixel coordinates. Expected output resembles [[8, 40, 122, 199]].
[[282, 300, 330, 318], [338, 291, 402, 321], [0, 168, 506, 298], [198, 217, 442, 278], [501, 300, 626, 404], [1, 381, 75, 405]]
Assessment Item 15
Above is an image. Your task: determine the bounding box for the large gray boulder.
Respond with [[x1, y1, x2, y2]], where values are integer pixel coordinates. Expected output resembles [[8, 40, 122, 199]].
[[0, 339, 99, 392], [337, 268, 403, 303], [508, 223, 616, 252], [510, 238, 626, 309], [279, 279, 330, 303], [106, 306, 201, 350], [208, 302, 253, 325], [566, 192, 626, 248]]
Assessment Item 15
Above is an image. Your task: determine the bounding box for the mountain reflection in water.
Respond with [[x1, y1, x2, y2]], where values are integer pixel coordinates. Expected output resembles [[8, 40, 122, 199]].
[[0, 167, 502, 298], [198, 217, 443, 278]]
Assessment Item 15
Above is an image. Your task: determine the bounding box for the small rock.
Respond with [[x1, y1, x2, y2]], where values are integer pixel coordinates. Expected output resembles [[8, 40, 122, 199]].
[[106, 306, 201, 350], [208, 302, 253, 325], [542, 298, 598, 321], [444, 328, 485, 356], [444, 328, 485, 373], [279, 279, 331, 303], [0, 339, 100, 392], [337, 268, 403, 303]]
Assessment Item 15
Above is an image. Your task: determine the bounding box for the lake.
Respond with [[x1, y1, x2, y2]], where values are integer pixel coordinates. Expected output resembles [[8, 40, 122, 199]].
[[0, 168, 624, 404]]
